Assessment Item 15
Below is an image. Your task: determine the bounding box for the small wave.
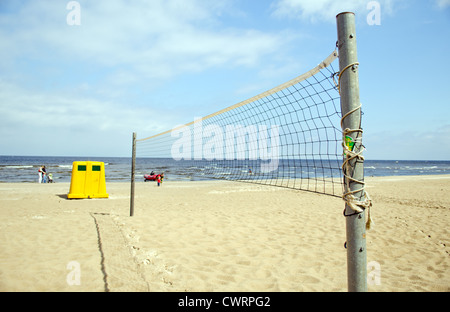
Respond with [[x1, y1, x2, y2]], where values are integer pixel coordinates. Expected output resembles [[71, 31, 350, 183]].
[[2, 165, 34, 169], [411, 166, 438, 170]]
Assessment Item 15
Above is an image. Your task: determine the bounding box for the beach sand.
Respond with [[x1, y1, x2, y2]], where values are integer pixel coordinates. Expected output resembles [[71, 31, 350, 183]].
[[0, 175, 448, 292]]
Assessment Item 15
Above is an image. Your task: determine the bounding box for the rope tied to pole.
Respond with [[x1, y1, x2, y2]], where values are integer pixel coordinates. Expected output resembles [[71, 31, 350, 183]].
[[334, 62, 360, 95], [341, 104, 373, 230]]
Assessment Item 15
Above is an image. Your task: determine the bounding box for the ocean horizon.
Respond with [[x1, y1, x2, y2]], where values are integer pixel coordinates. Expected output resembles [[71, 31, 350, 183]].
[[0, 155, 449, 183]]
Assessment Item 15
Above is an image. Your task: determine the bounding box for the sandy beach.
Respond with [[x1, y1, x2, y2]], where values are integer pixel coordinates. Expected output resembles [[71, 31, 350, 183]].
[[0, 175, 449, 292]]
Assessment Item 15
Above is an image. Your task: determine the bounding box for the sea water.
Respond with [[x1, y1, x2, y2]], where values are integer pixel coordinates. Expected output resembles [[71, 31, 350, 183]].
[[0, 155, 449, 183]]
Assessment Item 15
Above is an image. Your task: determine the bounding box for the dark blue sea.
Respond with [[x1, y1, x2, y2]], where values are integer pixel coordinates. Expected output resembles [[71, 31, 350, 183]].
[[0, 155, 449, 183]]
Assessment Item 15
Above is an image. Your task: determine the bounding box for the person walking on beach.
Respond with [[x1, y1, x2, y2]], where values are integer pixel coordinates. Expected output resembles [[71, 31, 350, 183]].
[[157, 174, 161, 187], [38, 166, 43, 183], [42, 166, 47, 183]]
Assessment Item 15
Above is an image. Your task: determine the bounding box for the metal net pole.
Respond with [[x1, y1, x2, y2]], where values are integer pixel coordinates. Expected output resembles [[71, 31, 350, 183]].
[[336, 12, 368, 292]]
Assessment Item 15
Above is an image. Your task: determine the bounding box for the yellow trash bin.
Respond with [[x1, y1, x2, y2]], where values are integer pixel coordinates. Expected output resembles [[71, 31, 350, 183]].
[[67, 161, 109, 199]]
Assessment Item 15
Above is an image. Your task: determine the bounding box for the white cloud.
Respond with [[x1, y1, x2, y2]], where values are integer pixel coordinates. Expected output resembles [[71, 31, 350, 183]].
[[0, 86, 168, 135], [0, 80, 170, 156], [0, 0, 286, 82], [0, 0, 297, 156], [365, 126, 450, 160], [436, 0, 450, 9]]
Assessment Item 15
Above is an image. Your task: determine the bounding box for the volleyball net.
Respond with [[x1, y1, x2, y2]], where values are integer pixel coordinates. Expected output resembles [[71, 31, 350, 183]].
[[134, 50, 345, 197]]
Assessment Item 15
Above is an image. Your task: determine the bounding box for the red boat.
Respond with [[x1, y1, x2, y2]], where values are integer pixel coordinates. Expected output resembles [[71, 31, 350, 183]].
[[144, 174, 159, 181]]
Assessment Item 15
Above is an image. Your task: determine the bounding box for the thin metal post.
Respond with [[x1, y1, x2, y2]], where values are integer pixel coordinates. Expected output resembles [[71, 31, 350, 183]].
[[336, 12, 367, 292], [130, 132, 136, 217]]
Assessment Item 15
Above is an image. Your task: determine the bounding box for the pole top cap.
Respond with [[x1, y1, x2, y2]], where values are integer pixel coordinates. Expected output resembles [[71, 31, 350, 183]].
[[336, 12, 355, 18]]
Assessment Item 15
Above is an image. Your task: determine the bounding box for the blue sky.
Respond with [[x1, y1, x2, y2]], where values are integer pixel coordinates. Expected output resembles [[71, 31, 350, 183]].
[[0, 0, 449, 160]]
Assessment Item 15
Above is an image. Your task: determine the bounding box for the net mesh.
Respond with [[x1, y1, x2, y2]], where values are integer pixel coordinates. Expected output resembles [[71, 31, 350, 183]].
[[136, 51, 343, 197]]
